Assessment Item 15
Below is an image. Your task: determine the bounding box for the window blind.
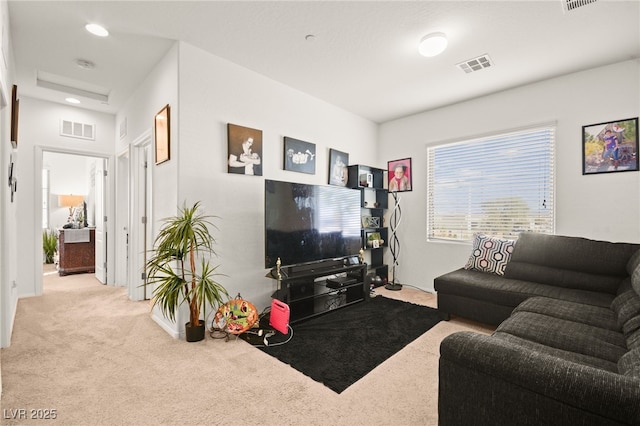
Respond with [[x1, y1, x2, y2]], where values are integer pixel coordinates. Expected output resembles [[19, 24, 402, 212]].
[[427, 125, 555, 242]]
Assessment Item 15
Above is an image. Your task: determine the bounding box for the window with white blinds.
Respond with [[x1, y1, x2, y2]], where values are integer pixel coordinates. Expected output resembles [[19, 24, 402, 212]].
[[427, 124, 555, 242]]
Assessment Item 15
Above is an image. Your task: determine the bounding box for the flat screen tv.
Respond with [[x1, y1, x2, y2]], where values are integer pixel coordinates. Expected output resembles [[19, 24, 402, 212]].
[[265, 179, 362, 269]]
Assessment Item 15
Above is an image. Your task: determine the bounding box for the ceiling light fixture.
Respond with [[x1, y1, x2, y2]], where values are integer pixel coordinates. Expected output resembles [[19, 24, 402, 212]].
[[65, 97, 81, 104], [85, 23, 109, 37], [418, 32, 448, 57]]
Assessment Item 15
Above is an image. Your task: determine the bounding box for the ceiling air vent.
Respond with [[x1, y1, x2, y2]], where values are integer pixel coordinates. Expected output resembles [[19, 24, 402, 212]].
[[60, 119, 95, 140], [562, 0, 598, 13], [456, 54, 493, 74]]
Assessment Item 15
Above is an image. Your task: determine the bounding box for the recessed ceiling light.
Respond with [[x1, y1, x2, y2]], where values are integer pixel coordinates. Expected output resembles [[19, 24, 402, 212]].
[[65, 97, 81, 104], [85, 23, 109, 37], [418, 32, 448, 57], [305, 34, 316, 42]]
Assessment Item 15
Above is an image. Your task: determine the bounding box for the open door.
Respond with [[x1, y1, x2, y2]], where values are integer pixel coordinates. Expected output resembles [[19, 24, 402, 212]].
[[94, 158, 107, 283]]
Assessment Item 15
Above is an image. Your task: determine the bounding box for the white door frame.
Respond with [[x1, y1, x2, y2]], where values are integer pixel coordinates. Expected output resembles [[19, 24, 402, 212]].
[[115, 147, 130, 288], [128, 130, 152, 301], [35, 146, 115, 294], [94, 158, 107, 283]]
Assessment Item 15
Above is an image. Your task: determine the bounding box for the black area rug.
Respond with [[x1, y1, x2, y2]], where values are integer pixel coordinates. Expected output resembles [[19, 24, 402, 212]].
[[259, 295, 442, 393]]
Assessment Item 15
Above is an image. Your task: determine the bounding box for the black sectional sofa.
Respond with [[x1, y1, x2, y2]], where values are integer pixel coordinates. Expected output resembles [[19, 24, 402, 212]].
[[434, 233, 640, 425]]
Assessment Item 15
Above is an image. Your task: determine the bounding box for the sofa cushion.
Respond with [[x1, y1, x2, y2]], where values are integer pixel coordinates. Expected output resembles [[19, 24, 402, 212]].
[[629, 248, 640, 296], [507, 233, 638, 277], [618, 277, 634, 295], [504, 262, 623, 294], [618, 349, 640, 378], [626, 248, 640, 276], [464, 234, 516, 276], [503, 234, 637, 295], [612, 290, 640, 328], [514, 296, 619, 331], [628, 328, 640, 350], [493, 331, 619, 372], [495, 311, 626, 364], [435, 268, 616, 309], [625, 315, 640, 337]]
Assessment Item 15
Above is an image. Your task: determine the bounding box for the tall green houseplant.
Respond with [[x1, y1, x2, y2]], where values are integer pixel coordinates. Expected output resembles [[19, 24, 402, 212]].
[[145, 202, 229, 342]]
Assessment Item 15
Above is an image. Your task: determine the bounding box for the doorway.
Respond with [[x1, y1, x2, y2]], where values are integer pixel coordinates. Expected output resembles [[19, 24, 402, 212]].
[[127, 130, 153, 301], [38, 149, 112, 293]]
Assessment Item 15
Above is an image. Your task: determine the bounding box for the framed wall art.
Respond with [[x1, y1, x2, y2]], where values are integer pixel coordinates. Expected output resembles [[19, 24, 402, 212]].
[[154, 104, 170, 165], [388, 158, 412, 192], [228, 123, 262, 176], [283, 137, 315, 174], [328, 148, 348, 186], [361, 215, 380, 228], [583, 117, 638, 175]]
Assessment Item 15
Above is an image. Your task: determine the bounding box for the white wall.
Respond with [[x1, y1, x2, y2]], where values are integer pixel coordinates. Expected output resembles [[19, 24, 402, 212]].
[[121, 41, 378, 337], [44, 152, 94, 229], [378, 59, 640, 292], [14, 97, 116, 297], [115, 43, 179, 335], [178, 42, 378, 316], [0, 0, 15, 357], [116, 41, 179, 238]]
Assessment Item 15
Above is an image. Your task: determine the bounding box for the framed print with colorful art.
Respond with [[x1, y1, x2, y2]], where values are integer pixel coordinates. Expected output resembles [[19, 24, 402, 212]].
[[387, 158, 412, 192], [583, 117, 638, 175]]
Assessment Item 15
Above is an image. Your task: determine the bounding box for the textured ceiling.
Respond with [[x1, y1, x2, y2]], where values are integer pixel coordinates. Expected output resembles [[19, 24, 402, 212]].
[[8, 0, 640, 123]]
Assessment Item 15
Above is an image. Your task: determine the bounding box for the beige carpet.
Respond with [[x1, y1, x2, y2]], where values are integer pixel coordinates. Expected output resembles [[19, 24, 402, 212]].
[[0, 266, 493, 425]]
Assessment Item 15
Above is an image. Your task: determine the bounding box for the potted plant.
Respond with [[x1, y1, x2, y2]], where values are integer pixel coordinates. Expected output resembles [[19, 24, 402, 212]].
[[43, 229, 58, 264], [145, 202, 229, 342]]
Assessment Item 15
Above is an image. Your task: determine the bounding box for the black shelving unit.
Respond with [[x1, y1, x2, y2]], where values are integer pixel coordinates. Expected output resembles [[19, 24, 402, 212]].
[[347, 164, 389, 287], [270, 258, 369, 323]]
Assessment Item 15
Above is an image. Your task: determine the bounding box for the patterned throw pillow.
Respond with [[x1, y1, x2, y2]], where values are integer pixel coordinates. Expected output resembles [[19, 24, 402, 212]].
[[464, 233, 516, 276]]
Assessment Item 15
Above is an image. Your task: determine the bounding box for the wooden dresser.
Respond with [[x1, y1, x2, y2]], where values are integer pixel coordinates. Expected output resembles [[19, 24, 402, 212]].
[[58, 228, 95, 276]]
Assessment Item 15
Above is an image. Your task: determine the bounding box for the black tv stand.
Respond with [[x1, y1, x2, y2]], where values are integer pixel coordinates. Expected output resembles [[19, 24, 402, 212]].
[[269, 257, 369, 323]]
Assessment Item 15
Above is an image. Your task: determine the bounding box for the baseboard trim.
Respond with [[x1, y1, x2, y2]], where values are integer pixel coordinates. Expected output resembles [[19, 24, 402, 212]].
[[151, 312, 181, 339]]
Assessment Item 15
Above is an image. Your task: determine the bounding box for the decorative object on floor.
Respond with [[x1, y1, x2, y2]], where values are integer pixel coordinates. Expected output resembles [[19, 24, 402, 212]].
[[145, 202, 229, 342], [259, 296, 442, 393], [387, 157, 412, 192], [386, 161, 407, 289], [328, 148, 348, 186], [154, 104, 170, 165], [212, 295, 259, 336], [385, 190, 403, 291], [582, 117, 638, 175], [228, 123, 263, 176], [269, 299, 290, 334], [283, 136, 316, 174]]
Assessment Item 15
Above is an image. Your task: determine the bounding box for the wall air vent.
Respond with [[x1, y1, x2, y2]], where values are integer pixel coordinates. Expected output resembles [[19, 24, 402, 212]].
[[562, 0, 598, 13], [456, 54, 493, 74], [60, 120, 95, 140]]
